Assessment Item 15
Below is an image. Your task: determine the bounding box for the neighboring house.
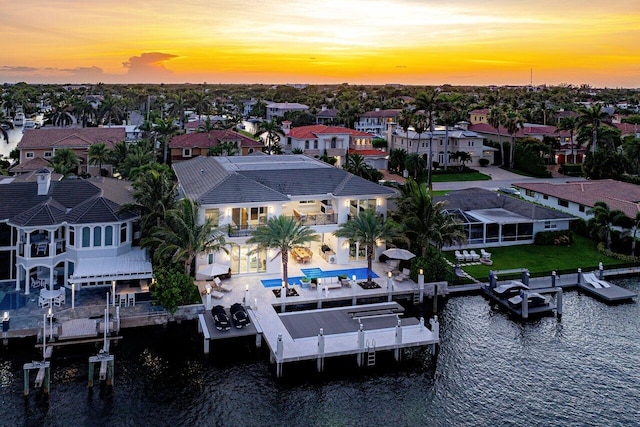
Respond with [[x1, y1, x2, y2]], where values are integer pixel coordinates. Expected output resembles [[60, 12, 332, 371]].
[[615, 122, 640, 138], [185, 116, 227, 134], [14, 127, 125, 176], [265, 102, 309, 121], [168, 129, 264, 161], [388, 125, 494, 168], [469, 109, 490, 125], [172, 155, 396, 276], [513, 180, 640, 220], [435, 188, 576, 249], [316, 105, 339, 125], [282, 123, 383, 168], [0, 168, 150, 294], [355, 109, 401, 137]]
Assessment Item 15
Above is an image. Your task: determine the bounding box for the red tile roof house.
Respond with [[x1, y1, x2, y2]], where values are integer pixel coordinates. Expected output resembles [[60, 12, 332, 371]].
[[513, 180, 640, 220], [13, 127, 125, 176], [168, 129, 264, 162], [282, 123, 387, 169]]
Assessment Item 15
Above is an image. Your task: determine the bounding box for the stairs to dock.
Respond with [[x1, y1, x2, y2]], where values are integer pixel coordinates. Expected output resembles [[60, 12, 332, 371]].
[[366, 339, 376, 366]]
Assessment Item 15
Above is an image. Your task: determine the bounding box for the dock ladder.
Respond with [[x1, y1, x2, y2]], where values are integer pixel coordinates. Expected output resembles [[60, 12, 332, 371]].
[[366, 339, 376, 366], [413, 291, 421, 305]]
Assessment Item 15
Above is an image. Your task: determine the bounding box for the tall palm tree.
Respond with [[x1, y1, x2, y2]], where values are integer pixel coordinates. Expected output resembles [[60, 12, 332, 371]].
[[334, 209, 403, 284], [503, 110, 524, 169], [256, 119, 281, 155], [404, 153, 425, 180], [388, 148, 407, 174], [99, 96, 124, 127], [487, 106, 505, 166], [110, 140, 130, 173], [397, 108, 414, 150], [208, 142, 239, 157], [143, 198, 227, 275], [167, 92, 190, 129], [49, 148, 79, 176], [190, 90, 211, 118], [88, 142, 111, 177], [119, 142, 155, 181], [413, 114, 427, 155], [343, 153, 371, 178], [578, 104, 612, 153], [0, 111, 9, 143], [71, 97, 96, 127], [590, 202, 627, 250], [154, 118, 179, 164], [247, 215, 319, 289], [556, 116, 579, 163], [436, 93, 460, 170], [415, 89, 439, 189]]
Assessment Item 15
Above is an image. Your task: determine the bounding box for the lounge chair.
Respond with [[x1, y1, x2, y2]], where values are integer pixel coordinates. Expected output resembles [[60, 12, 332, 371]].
[[480, 249, 492, 259], [469, 250, 481, 261], [454, 251, 465, 262], [397, 268, 410, 281], [384, 259, 399, 272], [214, 277, 233, 292], [462, 250, 472, 262]]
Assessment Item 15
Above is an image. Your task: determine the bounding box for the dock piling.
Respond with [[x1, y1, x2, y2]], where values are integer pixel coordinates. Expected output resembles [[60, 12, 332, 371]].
[[317, 328, 325, 373], [429, 316, 439, 355], [280, 282, 286, 313], [276, 333, 284, 378], [556, 288, 563, 318], [551, 271, 556, 287], [357, 324, 365, 367], [577, 268, 583, 285], [598, 262, 604, 280], [352, 275, 357, 306], [387, 273, 393, 302], [432, 284, 438, 312], [521, 291, 529, 319], [394, 319, 403, 361], [418, 270, 425, 303]]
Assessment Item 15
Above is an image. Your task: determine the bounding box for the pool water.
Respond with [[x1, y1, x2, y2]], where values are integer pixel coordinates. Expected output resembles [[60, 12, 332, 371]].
[[0, 292, 28, 310], [261, 267, 378, 288]]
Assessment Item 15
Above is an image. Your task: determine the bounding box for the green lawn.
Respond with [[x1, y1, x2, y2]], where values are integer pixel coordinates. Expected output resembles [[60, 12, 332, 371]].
[[432, 172, 491, 182], [445, 235, 628, 280], [429, 190, 450, 197]]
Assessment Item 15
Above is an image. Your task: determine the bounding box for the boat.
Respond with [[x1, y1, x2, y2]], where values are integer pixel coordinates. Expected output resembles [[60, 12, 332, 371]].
[[492, 281, 529, 298], [507, 292, 549, 308], [14, 112, 25, 127]]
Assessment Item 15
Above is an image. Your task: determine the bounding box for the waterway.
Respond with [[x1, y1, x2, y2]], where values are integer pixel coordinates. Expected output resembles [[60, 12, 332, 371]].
[[1, 278, 639, 426]]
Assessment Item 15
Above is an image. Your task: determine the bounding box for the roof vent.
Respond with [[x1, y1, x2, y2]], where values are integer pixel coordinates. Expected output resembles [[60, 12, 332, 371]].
[[200, 168, 204, 174]]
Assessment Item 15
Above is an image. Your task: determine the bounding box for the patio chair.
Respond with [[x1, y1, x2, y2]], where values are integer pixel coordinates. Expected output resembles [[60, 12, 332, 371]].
[[57, 288, 66, 305], [127, 293, 136, 306], [481, 249, 492, 259], [397, 268, 410, 281], [454, 251, 465, 262], [36, 243, 48, 256], [462, 250, 473, 262], [469, 250, 481, 261], [384, 259, 400, 273], [31, 277, 41, 289], [38, 295, 50, 308]]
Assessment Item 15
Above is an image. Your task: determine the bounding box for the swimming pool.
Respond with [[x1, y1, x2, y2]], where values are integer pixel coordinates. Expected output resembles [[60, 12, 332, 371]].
[[0, 292, 28, 310], [260, 267, 378, 288]]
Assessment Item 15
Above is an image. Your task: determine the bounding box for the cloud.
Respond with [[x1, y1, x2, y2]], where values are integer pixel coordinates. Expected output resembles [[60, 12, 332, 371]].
[[122, 52, 178, 80], [0, 66, 39, 73]]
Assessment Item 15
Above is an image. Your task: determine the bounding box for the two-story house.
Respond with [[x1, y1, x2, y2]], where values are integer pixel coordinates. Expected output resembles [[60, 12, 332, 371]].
[[283, 123, 384, 168], [265, 102, 309, 121], [168, 129, 264, 161], [0, 168, 151, 295], [172, 155, 396, 277], [12, 127, 125, 176], [355, 109, 401, 137], [388, 125, 493, 168]]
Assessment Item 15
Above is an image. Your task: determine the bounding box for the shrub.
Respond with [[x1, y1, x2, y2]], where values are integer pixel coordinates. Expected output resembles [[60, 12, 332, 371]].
[[558, 163, 583, 177], [411, 248, 449, 282], [570, 218, 590, 238], [479, 158, 490, 167], [152, 267, 199, 314], [597, 242, 640, 263], [534, 230, 573, 246]]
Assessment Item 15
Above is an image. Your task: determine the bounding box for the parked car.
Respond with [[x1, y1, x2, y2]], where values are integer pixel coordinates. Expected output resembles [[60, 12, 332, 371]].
[[230, 303, 251, 328], [498, 187, 521, 196], [211, 305, 231, 331]]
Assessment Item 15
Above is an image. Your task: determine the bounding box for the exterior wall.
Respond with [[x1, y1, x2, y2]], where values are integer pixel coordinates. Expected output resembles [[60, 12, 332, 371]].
[[20, 147, 115, 176], [389, 133, 489, 167], [520, 191, 591, 220]]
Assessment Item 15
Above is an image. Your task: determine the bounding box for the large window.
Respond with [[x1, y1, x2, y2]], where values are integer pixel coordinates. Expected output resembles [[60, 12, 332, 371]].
[[69, 227, 75, 247], [205, 209, 220, 226], [120, 223, 127, 244], [82, 227, 90, 247], [105, 226, 113, 246], [93, 227, 102, 246]]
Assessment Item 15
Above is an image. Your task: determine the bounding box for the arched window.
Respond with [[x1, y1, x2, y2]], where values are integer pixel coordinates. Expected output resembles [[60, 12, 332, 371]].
[[93, 227, 102, 246], [105, 226, 113, 246], [82, 227, 90, 248]]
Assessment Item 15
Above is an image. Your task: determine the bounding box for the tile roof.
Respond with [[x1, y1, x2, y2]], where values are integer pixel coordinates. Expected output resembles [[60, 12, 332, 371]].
[[359, 109, 401, 118], [513, 180, 640, 218], [169, 129, 262, 149], [0, 176, 137, 227], [469, 109, 490, 115], [316, 108, 338, 118], [288, 125, 372, 140], [615, 123, 638, 135], [9, 157, 51, 173], [435, 188, 575, 221], [173, 155, 395, 205], [18, 127, 125, 150], [469, 123, 570, 138]]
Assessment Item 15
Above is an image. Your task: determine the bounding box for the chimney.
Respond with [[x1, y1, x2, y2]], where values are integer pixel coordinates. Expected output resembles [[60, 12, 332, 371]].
[[36, 168, 51, 196], [281, 120, 291, 136], [321, 104, 327, 111]]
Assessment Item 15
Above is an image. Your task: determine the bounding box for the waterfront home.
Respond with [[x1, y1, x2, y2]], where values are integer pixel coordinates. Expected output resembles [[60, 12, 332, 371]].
[[315, 105, 339, 125], [513, 180, 640, 220], [172, 155, 396, 276], [168, 129, 263, 161], [0, 168, 151, 294], [12, 127, 125, 177], [434, 188, 576, 249], [387, 125, 494, 168]]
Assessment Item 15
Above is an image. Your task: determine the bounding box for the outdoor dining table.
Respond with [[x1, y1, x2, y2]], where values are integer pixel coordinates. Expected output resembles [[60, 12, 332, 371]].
[[40, 288, 60, 307]]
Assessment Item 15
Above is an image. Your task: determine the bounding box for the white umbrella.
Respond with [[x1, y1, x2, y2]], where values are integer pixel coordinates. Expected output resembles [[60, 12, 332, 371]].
[[196, 263, 229, 280], [382, 248, 416, 260]]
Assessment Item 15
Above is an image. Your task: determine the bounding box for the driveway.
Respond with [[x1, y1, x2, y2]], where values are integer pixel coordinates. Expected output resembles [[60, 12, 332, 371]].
[[433, 165, 586, 191]]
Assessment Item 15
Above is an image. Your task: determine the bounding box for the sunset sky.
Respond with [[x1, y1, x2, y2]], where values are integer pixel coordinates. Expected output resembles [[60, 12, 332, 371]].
[[1, 0, 639, 87]]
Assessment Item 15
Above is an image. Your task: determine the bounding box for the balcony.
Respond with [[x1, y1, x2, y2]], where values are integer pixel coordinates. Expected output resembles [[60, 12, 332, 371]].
[[227, 224, 258, 237], [289, 212, 337, 226]]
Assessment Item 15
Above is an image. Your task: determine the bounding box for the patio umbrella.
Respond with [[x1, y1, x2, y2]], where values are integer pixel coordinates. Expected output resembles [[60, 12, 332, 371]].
[[196, 263, 229, 280], [382, 248, 416, 260]]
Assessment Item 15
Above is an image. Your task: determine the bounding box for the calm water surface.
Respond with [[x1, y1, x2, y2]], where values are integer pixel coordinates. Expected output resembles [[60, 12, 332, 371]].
[[1, 279, 639, 426]]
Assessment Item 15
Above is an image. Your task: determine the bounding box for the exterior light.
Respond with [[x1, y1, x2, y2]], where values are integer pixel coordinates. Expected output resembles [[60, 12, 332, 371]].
[[419, 269, 423, 275], [3, 312, 8, 320], [388, 271, 392, 278]]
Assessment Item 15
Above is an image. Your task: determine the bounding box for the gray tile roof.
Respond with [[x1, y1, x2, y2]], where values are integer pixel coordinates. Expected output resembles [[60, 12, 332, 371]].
[[1, 176, 137, 227], [173, 155, 395, 205], [435, 188, 575, 221]]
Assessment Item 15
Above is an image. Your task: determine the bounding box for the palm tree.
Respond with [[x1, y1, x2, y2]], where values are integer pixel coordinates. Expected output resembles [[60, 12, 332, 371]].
[[404, 153, 425, 180], [110, 140, 130, 173], [143, 198, 227, 275], [397, 108, 414, 149], [343, 153, 370, 178], [556, 116, 579, 163], [622, 136, 640, 175], [256, 119, 280, 155], [488, 106, 505, 166], [71, 97, 96, 127], [503, 110, 524, 169], [119, 142, 155, 181], [0, 111, 9, 143], [208, 142, 239, 157], [247, 215, 319, 289], [99, 96, 124, 126], [388, 148, 407, 174], [88, 142, 111, 177], [167, 92, 190, 129], [123, 164, 177, 233], [154, 118, 179, 164], [334, 209, 403, 285], [436, 93, 460, 170], [415, 90, 439, 189], [578, 104, 612, 153], [190, 90, 211, 118], [412, 114, 427, 155], [49, 148, 79, 176], [590, 202, 627, 250]]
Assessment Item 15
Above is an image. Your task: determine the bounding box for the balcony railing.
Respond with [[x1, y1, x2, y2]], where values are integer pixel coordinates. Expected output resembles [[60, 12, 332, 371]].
[[288, 213, 337, 226], [227, 224, 258, 237]]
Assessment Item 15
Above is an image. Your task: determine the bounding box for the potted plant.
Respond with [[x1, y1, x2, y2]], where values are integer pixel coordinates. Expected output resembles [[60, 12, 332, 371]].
[[300, 277, 311, 288]]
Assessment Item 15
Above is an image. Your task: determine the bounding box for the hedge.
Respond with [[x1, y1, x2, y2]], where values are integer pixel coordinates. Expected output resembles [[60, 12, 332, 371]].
[[534, 230, 573, 246]]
